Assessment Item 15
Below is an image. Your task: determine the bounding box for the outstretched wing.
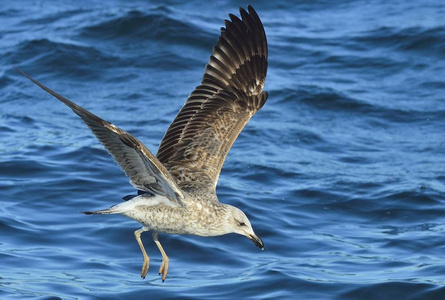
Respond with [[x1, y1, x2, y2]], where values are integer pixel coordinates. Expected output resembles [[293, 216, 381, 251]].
[[156, 5, 268, 192], [16, 67, 184, 204]]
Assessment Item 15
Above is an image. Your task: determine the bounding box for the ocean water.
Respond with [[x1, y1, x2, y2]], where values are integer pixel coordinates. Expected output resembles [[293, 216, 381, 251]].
[[1, 0, 444, 299]]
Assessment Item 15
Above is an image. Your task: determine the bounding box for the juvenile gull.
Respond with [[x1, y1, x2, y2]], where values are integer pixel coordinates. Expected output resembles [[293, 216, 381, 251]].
[[16, 5, 267, 281]]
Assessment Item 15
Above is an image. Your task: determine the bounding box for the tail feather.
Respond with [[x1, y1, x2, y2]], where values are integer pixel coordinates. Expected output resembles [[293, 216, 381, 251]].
[[82, 208, 117, 215]]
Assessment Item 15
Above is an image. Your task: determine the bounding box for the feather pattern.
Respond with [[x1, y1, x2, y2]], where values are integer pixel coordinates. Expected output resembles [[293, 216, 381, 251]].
[[156, 5, 268, 193]]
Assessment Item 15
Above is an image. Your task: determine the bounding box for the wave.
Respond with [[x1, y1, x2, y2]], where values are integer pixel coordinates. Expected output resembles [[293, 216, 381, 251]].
[[78, 6, 214, 48], [5, 7, 218, 75], [272, 86, 445, 123], [273, 86, 374, 112], [341, 282, 445, 299], [19, 8, 87, 26], [352, 26, 445, 57], [321, 53, 404, 75], [310, 185, 444, 225], [7, 38, 122, 78]]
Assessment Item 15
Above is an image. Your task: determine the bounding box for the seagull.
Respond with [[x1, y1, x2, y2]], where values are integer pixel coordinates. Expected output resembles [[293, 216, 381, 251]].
[[16, 5, 267, 281]]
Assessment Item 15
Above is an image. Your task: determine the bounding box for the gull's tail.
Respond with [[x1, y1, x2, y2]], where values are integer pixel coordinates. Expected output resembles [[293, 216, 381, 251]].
[[83, 208, 117, 215]]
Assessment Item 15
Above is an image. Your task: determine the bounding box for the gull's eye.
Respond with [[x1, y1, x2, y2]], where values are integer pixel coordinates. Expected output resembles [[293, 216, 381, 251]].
[[237, 221, 246, 227]]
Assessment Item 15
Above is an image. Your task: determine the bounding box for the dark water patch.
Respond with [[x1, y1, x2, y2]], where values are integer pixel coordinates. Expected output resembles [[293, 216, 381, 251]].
[[370, 208, 444, 225], [273, 86, 445, 124], [370, 189, 442, 207], [0, 160, 48, 178], [0, 73, 14, 89], [322, 54, 403, 75], [337, 154, 375, 164], [287, 128, 326, 149], [46, 145, 109, 166], [6, 39, 122, 78], [233, 163, 300, 189], [79, 7, 213, 48], [274, 86, 371, 113], [419, 80, 445, 89], [418, 285, 445, 300], [0, 125, 15, 133], [353, 26, 445, 57], [132, 49, 200, 70], [293, 188, 345, 205], [293, 186, 445, 224], [381, 223, 440, 235], [19, 9, 87, 26], [1, 113, 37, 127], [0, 8, 22, 17], [340, 281, 439, 300], [298, 88, 369, 115]]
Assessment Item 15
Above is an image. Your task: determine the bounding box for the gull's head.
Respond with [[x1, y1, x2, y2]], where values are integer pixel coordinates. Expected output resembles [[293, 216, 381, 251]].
[[225, 205, 264, 250]]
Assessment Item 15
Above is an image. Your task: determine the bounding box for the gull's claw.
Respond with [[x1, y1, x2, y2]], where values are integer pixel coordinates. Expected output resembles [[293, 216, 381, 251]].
[[141, 258, 149, 279], [135, 229, 150, 279], [159, 258, 169, 282]]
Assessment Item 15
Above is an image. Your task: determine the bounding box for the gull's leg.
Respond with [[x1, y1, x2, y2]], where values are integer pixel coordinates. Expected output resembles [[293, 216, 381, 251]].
[[152, 232, 169, 282], [134, 228, 150, 279]]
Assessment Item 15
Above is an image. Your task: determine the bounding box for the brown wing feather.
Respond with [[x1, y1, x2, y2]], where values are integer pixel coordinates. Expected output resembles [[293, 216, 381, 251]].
[[156, 5, 268, 191], [15, 67, 184, 203]]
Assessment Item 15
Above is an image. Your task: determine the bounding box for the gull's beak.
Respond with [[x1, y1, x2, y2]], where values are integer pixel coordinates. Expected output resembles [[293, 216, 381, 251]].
[[247, 233, 264, 250]]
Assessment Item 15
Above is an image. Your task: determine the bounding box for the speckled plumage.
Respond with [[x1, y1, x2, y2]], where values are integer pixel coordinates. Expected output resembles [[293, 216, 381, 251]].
[[16, 5, 267, 281], [119, 194, 228, 236]]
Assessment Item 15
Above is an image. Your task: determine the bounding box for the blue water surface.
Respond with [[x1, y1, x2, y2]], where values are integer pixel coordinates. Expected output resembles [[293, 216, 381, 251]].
[[1, 0, 445, 299]]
